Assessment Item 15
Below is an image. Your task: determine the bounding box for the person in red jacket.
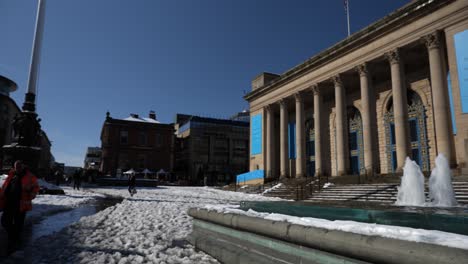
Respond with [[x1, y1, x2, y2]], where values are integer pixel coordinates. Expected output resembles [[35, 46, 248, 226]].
[[0, 160, 39, 255]]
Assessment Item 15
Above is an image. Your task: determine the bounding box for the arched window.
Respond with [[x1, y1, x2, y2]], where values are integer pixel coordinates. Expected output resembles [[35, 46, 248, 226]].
[[348, 107, 364, 175], [384, 90, 430, 172]]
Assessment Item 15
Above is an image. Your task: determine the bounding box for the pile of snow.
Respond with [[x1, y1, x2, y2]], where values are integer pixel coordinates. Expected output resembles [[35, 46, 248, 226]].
[[28, 187, 105, 219], [203, 206, 468, 250], [38, 178, 64, 191], [25, 186, 282, 263], [262, 183, 283, 194], [0, 174, 7, 186], [1, 175, 63, 191], [323, 182, 335, 189]]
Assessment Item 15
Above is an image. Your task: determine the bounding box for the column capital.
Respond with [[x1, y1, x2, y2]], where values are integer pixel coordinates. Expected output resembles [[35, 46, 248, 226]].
[[294, 92, 304, 102], [264, 104, 271, 112], [278, 98, 287, 107], [385, 49, 400, 65], [310, 84, 320, 96], [356, 63, 369, 77], [423, 31, 441, 50], [332, 75, 342, 87]]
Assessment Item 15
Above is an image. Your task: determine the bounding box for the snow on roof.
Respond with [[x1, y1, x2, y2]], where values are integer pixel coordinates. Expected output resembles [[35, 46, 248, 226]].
[[142, 117, 160, 123], [123, 116, 160, 124]]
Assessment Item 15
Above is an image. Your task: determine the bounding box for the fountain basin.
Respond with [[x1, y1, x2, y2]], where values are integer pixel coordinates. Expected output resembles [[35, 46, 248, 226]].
[[240, 201, 468, 236]]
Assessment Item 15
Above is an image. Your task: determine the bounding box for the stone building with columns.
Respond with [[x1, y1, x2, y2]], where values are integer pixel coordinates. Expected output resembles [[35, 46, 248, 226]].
[[245, 0, 468, 179]]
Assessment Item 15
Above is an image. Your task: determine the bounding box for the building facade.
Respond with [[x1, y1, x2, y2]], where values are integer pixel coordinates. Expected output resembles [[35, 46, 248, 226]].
[[100, 111, 174, 176], [245, 0, 468, 179], [84, 147, 102, 170], [174, 113, 249, 185]]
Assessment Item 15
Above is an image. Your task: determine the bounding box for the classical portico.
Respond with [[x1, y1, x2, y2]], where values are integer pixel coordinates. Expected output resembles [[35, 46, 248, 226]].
[[247, 0, 468, 178]]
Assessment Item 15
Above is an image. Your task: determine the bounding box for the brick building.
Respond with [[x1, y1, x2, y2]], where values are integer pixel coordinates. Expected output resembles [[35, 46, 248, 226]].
[[174, 113, 249, 185], [84, 147, 102, 170], [100, 111, 174, 176]]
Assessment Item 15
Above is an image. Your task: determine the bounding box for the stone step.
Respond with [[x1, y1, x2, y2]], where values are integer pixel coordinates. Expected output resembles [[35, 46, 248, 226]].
[[310, 194, 468, 201]]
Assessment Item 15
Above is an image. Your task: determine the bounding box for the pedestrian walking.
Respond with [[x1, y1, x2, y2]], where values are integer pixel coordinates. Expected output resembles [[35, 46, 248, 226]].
[[128, 172, 137, 196], [73, 169, 81, 190], [55, 169, 62, 186], [0, 160, 40, 255]]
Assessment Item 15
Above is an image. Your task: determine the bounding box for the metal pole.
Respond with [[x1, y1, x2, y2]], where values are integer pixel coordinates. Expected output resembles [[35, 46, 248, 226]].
[[24, 0, 46, 112], [347, 0, 351, 37]]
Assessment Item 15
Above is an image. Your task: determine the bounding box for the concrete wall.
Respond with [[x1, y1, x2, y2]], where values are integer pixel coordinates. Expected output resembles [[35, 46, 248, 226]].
[[189, 208, 468, 264]]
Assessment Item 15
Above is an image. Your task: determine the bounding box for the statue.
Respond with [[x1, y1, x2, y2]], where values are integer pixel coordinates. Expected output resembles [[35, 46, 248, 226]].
[[11, 112, 42, 147]]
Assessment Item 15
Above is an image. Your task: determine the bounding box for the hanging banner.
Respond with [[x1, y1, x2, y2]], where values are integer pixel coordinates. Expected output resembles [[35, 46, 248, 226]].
[[251, 114, 262, 155], [454, 30, 468, 113], [288, 122, 296, 159]]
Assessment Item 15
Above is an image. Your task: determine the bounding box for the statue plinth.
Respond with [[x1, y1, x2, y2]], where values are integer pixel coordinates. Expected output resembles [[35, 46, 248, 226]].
[[2, 144, 41, 174], [1, 104, 42, 175]]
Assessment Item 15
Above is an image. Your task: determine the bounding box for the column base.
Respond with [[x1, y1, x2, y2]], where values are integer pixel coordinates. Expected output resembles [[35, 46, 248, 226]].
[[315, 171, 322, 177], [337, 170, 347, 176], [365, 168, 375, 178], [295, 174, 304, 179]]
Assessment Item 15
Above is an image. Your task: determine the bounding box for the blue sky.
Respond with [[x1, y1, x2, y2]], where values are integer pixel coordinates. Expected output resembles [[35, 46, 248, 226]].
[[0, 0, 408, 166]]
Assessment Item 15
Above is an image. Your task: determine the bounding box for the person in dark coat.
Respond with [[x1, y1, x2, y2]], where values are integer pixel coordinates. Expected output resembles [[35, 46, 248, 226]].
[[55, 170, 62, 186], [0, 160, 39, 255], [73, 169, 82, 190], [128, 173, 136, 196]]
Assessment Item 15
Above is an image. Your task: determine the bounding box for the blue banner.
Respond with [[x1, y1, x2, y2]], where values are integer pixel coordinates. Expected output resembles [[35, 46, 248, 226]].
[[288, 122, 296, 159], [454, 30, 468, 113], [236, 170, 264, 184], [448, 73, 457, 134], [251, 114, 262, 155]]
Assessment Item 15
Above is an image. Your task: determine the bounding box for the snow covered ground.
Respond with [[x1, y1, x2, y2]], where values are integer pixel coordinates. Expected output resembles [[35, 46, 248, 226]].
[[0, 182, 104, 222], [15, 186, 282, 263], [5, 184, 465, 263], [28, 187, 105, 219]]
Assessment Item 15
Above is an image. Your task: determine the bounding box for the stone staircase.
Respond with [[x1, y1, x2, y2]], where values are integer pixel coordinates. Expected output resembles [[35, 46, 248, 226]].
[[262, 178, 319, 200], [307, 181, 468, 204]]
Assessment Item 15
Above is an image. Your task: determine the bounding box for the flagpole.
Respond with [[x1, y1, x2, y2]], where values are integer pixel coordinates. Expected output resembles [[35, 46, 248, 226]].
[[347, 0, 350, 37]]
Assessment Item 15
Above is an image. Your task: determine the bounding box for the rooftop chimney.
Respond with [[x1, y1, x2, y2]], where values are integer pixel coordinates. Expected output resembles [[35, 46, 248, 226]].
[[252, 72, 280, 91], [130, 113, 139, 118], [149, 110, 156, 120]]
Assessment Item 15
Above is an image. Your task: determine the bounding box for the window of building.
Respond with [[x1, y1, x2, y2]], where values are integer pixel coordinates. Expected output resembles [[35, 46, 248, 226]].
[[139, 131, 147, 146], [120, 130, 128, 144], [118, 153, 129, 169], [155, 133, 161, 147], [137, 154, 146, 169]]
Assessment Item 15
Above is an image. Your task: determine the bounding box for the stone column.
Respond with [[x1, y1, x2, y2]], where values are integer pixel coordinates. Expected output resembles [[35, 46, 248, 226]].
[[265, 105, 274, 179], [295, 92, 306, 178], [333, 75, 348, 176], [279, 99, 289, 178], [312, 85, 322, 176], [424, 32, 455, 165], [386, 49, 410, 171], [357, 63, 375, 176]]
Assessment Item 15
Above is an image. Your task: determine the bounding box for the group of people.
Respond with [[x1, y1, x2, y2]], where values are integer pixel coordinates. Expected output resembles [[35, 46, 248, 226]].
[[54, 168, 84, 190], [0, 160, 39, 255]]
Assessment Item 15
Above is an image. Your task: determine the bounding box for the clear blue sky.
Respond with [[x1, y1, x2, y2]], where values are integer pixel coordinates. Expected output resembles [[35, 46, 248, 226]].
[[0, 0, 408, 166]]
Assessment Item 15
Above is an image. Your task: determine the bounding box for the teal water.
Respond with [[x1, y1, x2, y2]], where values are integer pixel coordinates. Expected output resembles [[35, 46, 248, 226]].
[[240, 201, 468, 236]]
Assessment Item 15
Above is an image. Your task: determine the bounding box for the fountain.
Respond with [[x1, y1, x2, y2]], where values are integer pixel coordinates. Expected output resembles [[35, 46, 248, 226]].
[[429, 154, 458, 207], [395, 157, 426, 206], [395, 154, 458, 207]]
